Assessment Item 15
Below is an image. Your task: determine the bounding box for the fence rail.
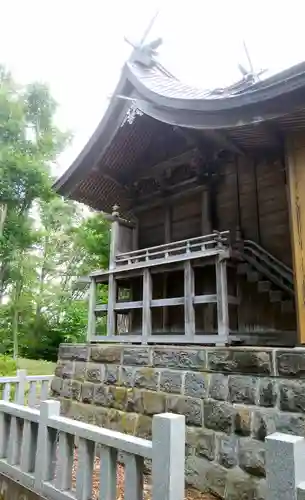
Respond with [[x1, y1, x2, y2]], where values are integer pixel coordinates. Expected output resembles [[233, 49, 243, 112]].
[[0, 370, 53, 407], [0, 399, 185, 500]]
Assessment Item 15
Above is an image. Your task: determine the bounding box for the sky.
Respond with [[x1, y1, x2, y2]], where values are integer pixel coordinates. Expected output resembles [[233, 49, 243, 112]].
[[1, 0, 305, 176]]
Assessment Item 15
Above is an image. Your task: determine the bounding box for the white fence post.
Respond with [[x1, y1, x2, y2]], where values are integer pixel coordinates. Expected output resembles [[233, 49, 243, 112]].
[[15, 370, 27, 405], [152, 413, 185, 500], [266, 432, 305, 500], [34, 399, 60, 492]]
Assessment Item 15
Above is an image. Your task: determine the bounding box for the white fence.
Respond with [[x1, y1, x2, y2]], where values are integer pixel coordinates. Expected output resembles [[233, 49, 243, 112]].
[[266, 432, 305, 500], [0, 399, 185, 500], [0, 369, 53, 407]]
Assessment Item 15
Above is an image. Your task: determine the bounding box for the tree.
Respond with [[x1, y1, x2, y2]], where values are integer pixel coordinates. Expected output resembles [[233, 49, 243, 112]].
[[0, 67, 69, 357]]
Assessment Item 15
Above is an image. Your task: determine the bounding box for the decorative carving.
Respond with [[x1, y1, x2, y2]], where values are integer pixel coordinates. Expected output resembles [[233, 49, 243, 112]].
[[112, 204, 120, 217], [121, 102, 144, 127]]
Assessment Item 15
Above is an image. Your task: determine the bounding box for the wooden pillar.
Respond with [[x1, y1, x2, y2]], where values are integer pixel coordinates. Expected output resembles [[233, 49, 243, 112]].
[[142, 269, 152, 340], [107, 273, 117, 337], [184, 260, 195, 339], [86, 278, 96, 341], [216, 258, 229, 341], [109, 205, 120, 270], [286, 134, 305, 344]]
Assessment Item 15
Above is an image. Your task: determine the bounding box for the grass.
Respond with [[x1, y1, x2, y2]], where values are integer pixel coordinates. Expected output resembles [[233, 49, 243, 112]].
[[17, 357, 56, 376]]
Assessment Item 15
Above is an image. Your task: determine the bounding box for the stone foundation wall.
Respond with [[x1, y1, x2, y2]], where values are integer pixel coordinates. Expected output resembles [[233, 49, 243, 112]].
[[52, 344, 305, 500]]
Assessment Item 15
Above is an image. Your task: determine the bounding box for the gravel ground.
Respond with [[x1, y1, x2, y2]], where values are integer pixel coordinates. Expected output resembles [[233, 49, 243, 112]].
[[71, 452, 216, 500]]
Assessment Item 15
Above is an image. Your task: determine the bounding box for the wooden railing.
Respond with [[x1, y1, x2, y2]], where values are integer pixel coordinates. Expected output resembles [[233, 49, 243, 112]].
[[115, 230, 230, 269], [0, 400, 185, 500]]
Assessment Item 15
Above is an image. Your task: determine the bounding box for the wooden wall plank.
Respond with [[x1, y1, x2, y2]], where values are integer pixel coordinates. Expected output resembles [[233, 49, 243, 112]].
[[286, 133, 305, 344]]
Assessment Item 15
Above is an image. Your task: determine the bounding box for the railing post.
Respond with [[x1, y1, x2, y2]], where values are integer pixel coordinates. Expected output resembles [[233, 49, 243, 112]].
[[266, 432, 305, 500], [152, 413, 185, 500], [34, 400, 60, 492], [15, 369, 27, 405]]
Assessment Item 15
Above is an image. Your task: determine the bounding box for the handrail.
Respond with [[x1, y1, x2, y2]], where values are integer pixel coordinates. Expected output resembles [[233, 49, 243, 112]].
[[243, 240, 293, 277], [115, 230, 230, 259], [239, 239, 294, 294]]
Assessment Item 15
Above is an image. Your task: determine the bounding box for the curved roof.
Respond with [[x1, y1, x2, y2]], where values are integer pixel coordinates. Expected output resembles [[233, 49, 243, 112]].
[[54, 44, 305, 212]]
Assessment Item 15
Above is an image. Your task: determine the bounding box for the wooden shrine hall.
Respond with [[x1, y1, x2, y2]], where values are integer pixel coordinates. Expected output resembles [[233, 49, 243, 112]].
[[54, 41, 305, 346]]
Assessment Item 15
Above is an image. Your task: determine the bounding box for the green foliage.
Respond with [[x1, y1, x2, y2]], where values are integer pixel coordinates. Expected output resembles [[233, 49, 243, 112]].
[[0, 66, 110, 361], [0, 354, 16, 376]]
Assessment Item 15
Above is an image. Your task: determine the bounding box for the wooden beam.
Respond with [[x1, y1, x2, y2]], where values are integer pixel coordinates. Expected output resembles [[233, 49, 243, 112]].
[[286, 133, 305, 344], [122, 149, 199, 186]]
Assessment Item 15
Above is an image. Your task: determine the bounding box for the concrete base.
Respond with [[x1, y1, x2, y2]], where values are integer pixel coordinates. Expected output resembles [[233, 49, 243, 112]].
[[52, 343, 305, 500]]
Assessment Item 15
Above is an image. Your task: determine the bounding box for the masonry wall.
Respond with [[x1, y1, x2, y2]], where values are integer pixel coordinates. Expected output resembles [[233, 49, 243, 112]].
[[52, 344, 305, 500]]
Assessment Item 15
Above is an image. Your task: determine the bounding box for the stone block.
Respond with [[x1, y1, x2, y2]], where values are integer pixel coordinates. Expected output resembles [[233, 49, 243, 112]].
[[207, 349, 272, 375], [185, 455, 212, 492], [276, 350, 305, 377], [65, 401, 96, 424], [90, 345, 122, 363], [206, 464, 227, 498], [59, 397, 71, 416], [85, 363, 103, 383], [228, 375, 258, 404], [94, 406, 109, 427], [195, 429, 216, 461], [71, 381, 81, 401], [153, 348, 206, 371], [225, 467, 264, 500], [60, 361, 74, 379], [259, 378, 277, 407], [159, 370, 183, 394], [120, 366, 135, 387], [204, 400, 234, 433], [81, 382, 95, 403], [104, 365, 119, 385], [252, 409, 277, 441], [61, 379, 72, 398], [136, 415, 152, 439], [123, 347, 150, 366], [142, 390, 165, 416], [276, 412, 305, 437], [120, 412, 138, 435], [238, 438, 265, 477], [74, 361, 86, 381], [209, 373, 229, 401], [108, 387, 128, 411], [54, 362, 63, 377], [50, 376, 62, 396], [234, 406, 252, 436], [59, 344, 88, 361], [167, 395, 202, 426], [279, 380, 305, 412], [184, 372, 208, 398], [127, 389, 143, 413], [94, 384, 110, 406], [217, 435, 238, 469], [134, 368, 159, 391], [107, 408, 122, 431]]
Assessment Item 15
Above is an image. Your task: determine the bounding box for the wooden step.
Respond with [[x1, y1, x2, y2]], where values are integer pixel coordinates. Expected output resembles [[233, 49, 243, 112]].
[[269, 290, 282, 303], [257, 280, 271, 293], [237, 263, 249, 275], [247, 270, 260, 283], [281, 300, 294, 313]]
